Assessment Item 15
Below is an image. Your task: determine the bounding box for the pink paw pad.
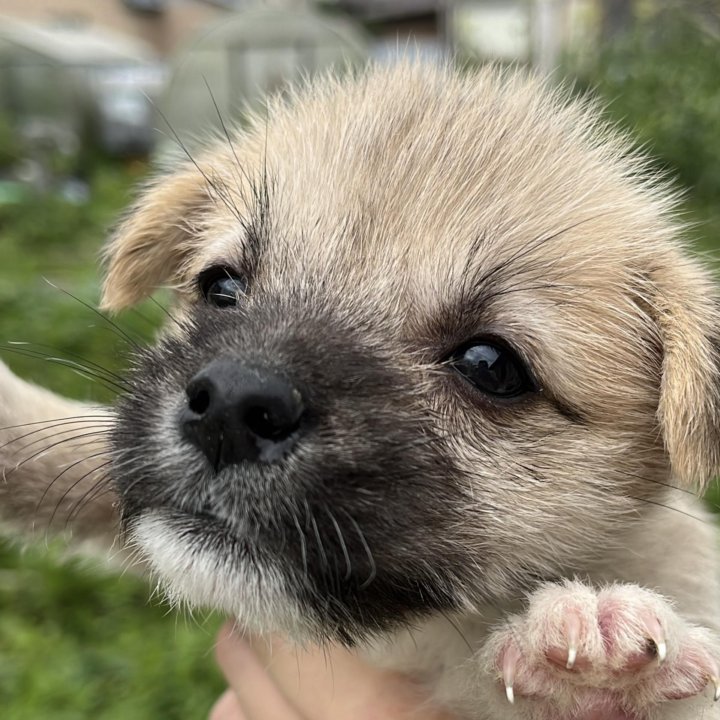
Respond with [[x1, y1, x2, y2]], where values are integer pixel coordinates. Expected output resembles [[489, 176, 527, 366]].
[[596, 590, 667, 673], [493, 582, 720, 718]]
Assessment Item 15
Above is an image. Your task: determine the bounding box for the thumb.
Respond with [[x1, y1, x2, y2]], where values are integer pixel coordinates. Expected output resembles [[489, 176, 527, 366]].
[[215, 622, 305, 720]]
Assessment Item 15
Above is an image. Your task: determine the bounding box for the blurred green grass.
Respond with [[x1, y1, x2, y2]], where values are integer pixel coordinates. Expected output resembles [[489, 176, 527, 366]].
[[0, 540, 224, 720], [0, 163, 224, 719], [1, 10, 720, 717], [0, 164, 164, 404]]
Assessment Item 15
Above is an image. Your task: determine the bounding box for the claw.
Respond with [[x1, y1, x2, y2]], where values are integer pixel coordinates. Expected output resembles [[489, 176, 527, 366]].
[[655, 640, 667, 664], [644, 616, 666, 665], [566, 612, 581, 670], [712, 676, 720, 702], [566, 644, 577, 670], [502, 642, 521, 705], [505, 683, 515, 704]]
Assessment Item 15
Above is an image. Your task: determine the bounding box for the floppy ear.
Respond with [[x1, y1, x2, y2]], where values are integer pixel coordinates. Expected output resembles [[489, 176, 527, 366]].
[[655, 252, 720, 489], [100, 166, 210, 312]]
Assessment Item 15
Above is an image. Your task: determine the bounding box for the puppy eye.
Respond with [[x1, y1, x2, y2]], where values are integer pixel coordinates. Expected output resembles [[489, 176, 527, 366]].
[[198, 267, 248, 308], [448, 339, 536, 399]]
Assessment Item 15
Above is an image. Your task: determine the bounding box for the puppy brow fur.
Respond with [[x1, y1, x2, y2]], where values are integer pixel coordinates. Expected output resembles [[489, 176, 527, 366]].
[[1, 61, 720, 719]]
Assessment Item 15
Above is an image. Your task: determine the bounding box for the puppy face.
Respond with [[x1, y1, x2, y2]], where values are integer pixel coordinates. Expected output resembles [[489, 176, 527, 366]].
[[104, 64, 720, 644]]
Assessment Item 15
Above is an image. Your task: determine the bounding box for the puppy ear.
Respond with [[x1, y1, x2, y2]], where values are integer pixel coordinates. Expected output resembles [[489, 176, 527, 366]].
[[100, 166, 210, 311], [655, 253, 720, 489]]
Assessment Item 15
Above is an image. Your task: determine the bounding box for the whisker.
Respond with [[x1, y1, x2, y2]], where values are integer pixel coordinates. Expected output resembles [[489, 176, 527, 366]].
[[204, 77, 251, 196], [9, 425, 111, 459], [41, 278, 143, 349], [306, 499, 328, 572], [126, 306, 163, 332], [0, 418, 113, 450], [439, 610, 474, 653], [64, 468, 116, 528], [114, 472, 146, 500], [47, 459, 112, 529], [340, 509, 376, 590], [324, 505, 352, 582], [627, 494, 713, 525], [5, 341, 128, 384], [291, 508, 309, 581], [36, 450, 110, 516], [0, 414, 110, 432], [0, 345, 128, 394], [622, 469, 700, 499], [153, 103, 243, 223], [8, 430, 111, 477], [148, 296, 183, 333]]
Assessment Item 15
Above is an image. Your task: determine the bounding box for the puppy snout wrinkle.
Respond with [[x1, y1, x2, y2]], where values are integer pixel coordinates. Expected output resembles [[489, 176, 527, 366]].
[[181, 358, 305, 470]]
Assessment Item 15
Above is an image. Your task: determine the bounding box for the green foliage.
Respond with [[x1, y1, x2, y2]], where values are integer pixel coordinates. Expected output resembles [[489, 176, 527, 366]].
[[0, 163, 166, 403], [706, 480, 720, 513], [0, 538, 224, 720], [574, 9, 720, 206], [0, 115, 24, 169], [0, 162, 224, 718]]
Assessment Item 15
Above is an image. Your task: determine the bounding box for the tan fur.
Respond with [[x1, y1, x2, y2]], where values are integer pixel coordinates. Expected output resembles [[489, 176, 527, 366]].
[[102, 166, 215, 310], [102, 64, 720, 492], [2, 62, 719, 718], [0, 362, 115, 540]]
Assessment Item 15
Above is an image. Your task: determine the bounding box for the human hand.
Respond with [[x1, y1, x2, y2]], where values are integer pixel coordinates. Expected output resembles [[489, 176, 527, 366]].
[[209, 621, 457, 720]]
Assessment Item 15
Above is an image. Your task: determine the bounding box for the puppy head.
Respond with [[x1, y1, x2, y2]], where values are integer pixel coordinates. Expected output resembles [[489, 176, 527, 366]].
[[104, 63, 720, 643]]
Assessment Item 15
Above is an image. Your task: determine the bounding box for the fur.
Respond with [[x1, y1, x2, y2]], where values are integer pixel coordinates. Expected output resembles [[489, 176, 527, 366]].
[[1, 62, 719, 719]]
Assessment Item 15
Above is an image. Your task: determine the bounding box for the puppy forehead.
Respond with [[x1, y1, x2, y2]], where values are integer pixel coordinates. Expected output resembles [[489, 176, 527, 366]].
[[195, 63, 674, 324]]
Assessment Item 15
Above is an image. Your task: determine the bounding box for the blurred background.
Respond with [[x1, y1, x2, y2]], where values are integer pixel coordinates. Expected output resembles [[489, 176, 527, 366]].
[[0, 1, 718, 717]]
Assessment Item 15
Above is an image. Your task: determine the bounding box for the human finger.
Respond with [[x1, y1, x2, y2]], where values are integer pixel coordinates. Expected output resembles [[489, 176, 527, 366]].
[[215, 622, 305, 720], [250, 635, 456, 720], [208, 688, 247, 720]]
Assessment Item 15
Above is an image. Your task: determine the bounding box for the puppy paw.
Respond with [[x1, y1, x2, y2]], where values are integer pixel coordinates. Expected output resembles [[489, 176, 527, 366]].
[[484, 581, 719, 720]]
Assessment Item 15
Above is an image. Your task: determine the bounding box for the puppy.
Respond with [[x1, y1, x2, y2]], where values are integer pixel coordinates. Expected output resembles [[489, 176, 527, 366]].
[[1, 62, 719, 720]]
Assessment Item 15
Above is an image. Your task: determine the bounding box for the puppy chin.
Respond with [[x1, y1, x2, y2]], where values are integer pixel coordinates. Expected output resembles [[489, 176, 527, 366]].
[[130, 509, 310, 637]]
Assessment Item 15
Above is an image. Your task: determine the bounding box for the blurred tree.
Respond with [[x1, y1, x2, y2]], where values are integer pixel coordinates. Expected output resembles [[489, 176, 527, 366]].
[[576, 7, 720, 204]]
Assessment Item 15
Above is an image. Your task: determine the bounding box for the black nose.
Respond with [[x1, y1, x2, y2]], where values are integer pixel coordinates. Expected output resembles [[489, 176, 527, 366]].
[[181, 359, 305, 470]]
